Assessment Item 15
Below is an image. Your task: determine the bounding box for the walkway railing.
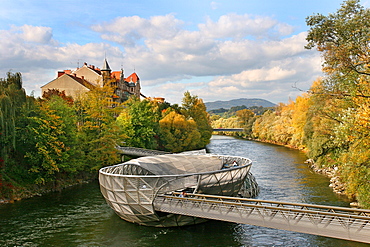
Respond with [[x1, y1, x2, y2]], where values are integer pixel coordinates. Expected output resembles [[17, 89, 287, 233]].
[[154, 193, 370, 244], [116, 146, 171, 156], [213, 128, 244, 132]]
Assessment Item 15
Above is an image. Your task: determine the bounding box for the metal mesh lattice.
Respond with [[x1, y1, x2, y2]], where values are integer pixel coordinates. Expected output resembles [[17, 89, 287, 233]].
[[99, 154, 252, 227]]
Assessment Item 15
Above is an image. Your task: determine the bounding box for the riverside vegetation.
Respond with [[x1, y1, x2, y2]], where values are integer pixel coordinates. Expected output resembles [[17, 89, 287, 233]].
[[211, 0, 370, 208], [0, 75, 213, 202]]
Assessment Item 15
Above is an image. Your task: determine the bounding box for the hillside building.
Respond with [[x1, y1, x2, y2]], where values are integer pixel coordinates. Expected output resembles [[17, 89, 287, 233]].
[[41, 59, 141, 103]]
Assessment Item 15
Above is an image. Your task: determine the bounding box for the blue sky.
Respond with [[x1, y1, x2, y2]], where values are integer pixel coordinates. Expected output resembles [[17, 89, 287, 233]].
[[1, 0, 368, 104]]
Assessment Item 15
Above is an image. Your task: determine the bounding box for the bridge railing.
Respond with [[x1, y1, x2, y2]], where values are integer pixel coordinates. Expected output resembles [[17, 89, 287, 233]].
[[177, 193, 370, 216], [154, 193, 370, 244]]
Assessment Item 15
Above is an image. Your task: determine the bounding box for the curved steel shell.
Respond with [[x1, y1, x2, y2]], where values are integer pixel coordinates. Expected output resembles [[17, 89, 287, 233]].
[[99, 154, 252, 227]]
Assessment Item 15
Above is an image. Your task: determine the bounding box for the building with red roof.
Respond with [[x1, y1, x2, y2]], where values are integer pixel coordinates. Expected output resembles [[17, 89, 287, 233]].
[[41, 59, 141, 103]]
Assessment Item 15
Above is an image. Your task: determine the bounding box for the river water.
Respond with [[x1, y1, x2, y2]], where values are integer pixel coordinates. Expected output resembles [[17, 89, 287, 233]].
[[0, 135, 367, 246]]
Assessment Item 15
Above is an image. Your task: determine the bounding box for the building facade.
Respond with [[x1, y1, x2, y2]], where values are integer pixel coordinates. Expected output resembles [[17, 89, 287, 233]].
[[41, 59, 141, 103]]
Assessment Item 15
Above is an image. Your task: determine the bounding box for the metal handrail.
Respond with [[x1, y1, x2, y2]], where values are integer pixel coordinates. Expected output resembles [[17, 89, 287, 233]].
[[154, 193, 370, 243], [160, 194, 370, 220]]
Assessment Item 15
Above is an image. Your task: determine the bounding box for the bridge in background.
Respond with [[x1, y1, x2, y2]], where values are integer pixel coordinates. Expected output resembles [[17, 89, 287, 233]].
[[154, 193, 370, 244], [213, 128, 244, 132]]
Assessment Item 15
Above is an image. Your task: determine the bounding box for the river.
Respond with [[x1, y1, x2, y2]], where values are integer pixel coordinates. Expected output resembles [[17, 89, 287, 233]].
[[0, 135, 367, 246]]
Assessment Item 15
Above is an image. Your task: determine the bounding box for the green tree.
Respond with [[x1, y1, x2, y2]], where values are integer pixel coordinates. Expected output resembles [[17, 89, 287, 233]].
[[0, 72, 26, 164], [117, 97, 159, 149], [306, 0, 370, 97], [0, 72, 27, 198], [41, 96, 83, 174], [302, 80, 341, 165], [6, 95, 79, 186], [19, 100, 67, 184]]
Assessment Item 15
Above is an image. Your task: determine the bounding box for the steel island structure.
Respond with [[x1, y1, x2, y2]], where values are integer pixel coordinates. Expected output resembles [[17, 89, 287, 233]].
[[99, 153, 253, 227]]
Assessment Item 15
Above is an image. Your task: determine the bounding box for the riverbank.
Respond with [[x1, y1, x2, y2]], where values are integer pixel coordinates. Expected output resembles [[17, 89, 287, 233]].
[[305, 159, 362, 208], [304, 159, 345, 195], [0, 175, 97, 204], [215, 134, 358, 207]]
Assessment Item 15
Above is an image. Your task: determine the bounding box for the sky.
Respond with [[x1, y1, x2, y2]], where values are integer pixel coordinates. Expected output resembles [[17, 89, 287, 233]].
[[1, 0, 369, 104]]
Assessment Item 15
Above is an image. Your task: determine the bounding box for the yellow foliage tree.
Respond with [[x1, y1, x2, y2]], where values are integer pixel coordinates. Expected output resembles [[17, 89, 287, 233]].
[[159, 111, 201, 152], [291, 95, 310, 149]]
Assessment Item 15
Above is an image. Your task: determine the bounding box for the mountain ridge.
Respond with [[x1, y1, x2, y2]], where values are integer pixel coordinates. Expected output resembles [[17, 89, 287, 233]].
[[205, 98, 276, 111]]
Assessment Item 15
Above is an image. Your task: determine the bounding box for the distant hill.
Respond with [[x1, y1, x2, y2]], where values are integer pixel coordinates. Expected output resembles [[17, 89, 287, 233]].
[[205, 98, 276, 111]]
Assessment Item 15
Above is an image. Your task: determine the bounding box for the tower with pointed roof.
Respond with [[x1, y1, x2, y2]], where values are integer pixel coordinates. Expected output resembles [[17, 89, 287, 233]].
[[101, 58, 111, 85]]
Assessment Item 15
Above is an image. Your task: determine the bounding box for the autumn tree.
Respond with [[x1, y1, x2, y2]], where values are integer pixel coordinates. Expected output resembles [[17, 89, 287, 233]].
[[159, 110, 201, 152], [75, 84, 125, 170], [251, 103, 294, 146], [42, 89, 73, 104], [252, 110, 277, 142], [211, 116, 240, 136], [181, 91, 213, 149], [236, 109, 256, 138], [305, 0, 370, 207], [39, 96, 82, 175], [236, 109, 254, 125], [212, 116, 240, 129], [17, 98, 70, 184], [273, 103, 295, 145], [290, 94, 310, 149]]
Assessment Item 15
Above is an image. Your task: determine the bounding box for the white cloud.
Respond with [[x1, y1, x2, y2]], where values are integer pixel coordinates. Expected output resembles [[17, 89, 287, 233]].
[[210, 2, 221, 10], [198, 13, 292, 39], [92, 14, 183, 47], [18, 25, 53, 44], [0, 13, 322, 103]]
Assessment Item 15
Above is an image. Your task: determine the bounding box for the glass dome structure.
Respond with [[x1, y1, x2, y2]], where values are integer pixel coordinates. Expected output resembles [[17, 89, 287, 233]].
[[99, 153, 252, 227]]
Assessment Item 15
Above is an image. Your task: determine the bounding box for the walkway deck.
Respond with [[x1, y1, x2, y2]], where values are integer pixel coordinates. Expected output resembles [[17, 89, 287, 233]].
[[154, 193, 370, 244]]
